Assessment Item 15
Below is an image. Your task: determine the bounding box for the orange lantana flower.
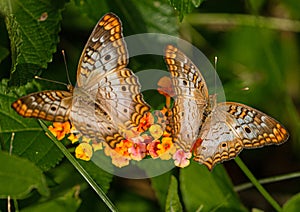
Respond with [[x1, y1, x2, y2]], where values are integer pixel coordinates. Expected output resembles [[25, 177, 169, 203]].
[[48, 121, 71, 140], [137, 112, 154, 132], [114, 139, 133, 157]]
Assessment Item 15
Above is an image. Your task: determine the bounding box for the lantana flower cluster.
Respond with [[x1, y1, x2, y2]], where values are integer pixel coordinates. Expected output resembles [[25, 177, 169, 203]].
[[47, 76, 192, 168]]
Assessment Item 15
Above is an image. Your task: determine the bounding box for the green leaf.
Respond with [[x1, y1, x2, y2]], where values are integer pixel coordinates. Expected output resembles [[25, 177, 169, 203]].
[[0, 151, 49, 198], [73, 0, 109, 22], [0, 79, 64, 171], [283, 193, 300, 212], [129, 0, 179, 35], [78, 160, 113, 194], [0, 46, 9, 63], [165, 175, 183, 212], [39, 120, 117, 211], [0, 0, 67, 86], [180, 162, 247, 212], [21, 186, 81, 212], [168, 0, 205, 21], [248, 0, 265, 13], [73, 0, 178, 35], [151, 172, 172, 208]]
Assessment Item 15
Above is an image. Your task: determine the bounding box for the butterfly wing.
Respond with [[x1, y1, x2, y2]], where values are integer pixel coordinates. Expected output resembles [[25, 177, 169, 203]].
[[76, 13, 128, 87], [95, 68, 150, 129], [194, 102, 289, 170], [70, 97, 121, 145], [71, 13, 150, 145], [11, 90, 72, 122], [164, 45, 209, 151]]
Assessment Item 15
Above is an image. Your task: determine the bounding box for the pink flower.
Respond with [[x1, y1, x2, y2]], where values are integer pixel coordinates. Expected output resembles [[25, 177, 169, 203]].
[[173, 149, 192, 168], [128, 137, 147, 161]]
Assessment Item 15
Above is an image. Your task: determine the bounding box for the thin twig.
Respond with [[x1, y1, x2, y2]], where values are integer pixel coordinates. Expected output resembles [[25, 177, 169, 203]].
[[235, 156, 282, 212], [235, 171, 300, 192], [186, 13, 300, 32], [39, 120, 118, 212]]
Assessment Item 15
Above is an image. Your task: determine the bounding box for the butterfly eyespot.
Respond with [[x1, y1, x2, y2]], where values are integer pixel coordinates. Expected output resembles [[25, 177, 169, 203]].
[[121, 86, 127, 91], [221, 142, 227, 148], [107, 127, 112, 131], [104, 54, 111, 61], [244, 126, 252, 133], [50, 106, 57, 111], [182, 80, 188, 86], [87, 124, 91, 128], [202, 146, 207, 151], [124, 108, 128, 113], [181, 112, 184, 116]]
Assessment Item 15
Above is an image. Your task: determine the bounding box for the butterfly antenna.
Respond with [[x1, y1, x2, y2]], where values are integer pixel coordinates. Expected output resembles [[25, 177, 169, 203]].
[[34, 76, 68, 87], [214, 56, 218, 97], [61, 50, 72, 86]]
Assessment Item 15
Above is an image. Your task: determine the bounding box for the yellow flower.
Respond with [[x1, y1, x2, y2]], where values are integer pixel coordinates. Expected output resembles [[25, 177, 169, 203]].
[[75, 143, 93, 161], [81, 136, 91, 143], [157, 137, 173, 154], [48, 121, 71, 140], [157, 137, 176, 160], [92, 141, 103, 151], [68, 133, 80, 144], [149, 124, 163, 140]]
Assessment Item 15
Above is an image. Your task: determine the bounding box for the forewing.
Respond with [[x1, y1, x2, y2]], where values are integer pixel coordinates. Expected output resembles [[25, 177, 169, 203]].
[[76, 13, 128, 87], [164, 45, 209, 151], [71, 13, 150, 145]]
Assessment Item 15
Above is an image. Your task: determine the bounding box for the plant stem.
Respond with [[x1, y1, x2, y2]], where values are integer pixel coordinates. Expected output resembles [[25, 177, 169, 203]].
[[235, 156, 282, 212], [186, 13, 300, 32], [39, 120, 118, 212], [235, 171, 300, 192]]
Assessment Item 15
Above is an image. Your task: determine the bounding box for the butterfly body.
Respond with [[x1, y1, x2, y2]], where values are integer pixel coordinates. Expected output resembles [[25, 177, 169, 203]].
[[164, 44, 289, 170]]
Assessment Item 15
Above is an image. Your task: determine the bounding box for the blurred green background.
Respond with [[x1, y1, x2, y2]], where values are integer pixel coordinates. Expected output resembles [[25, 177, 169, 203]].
[[0, 0, 299, 211]]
